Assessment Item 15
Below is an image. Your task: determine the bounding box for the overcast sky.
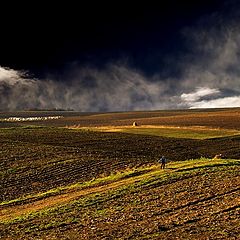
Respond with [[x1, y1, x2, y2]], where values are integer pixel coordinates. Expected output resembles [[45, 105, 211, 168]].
[[1, 0, 240, 111]]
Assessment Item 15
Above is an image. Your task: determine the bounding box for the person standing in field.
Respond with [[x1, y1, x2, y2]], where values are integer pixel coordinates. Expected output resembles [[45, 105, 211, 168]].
[[159, 156, 167, 169]]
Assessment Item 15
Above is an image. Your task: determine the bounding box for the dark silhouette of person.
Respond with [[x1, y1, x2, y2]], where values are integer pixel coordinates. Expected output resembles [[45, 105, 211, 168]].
[[159, 156, 166, 169]]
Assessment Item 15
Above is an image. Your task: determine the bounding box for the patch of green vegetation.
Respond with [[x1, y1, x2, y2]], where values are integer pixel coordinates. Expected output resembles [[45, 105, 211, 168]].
[[112, 127, 240, 139], [20, 125, 45, 129], [166, 158, 237, 169], [0, 125, 50, 132]]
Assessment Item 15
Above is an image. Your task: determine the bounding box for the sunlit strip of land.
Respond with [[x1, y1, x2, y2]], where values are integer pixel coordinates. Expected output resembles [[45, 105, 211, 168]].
[[68, 125, 240, 139]]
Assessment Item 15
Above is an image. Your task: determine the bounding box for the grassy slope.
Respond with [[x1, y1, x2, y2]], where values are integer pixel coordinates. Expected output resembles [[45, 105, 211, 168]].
[[1, 159, 239, 239], [119, 127, 240, 139]]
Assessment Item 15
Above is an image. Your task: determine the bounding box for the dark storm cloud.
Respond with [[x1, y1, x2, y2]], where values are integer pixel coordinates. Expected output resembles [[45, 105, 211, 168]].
[[1, 0, 240, 111], [1, 20, 240, 111], [0, 1, 222, 75]]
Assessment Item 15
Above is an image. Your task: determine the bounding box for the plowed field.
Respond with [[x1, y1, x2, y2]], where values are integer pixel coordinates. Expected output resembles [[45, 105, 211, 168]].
[[0, 109, 239, 239]]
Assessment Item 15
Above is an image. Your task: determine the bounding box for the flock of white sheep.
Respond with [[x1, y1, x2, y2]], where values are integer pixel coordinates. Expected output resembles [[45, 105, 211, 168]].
[[0, 116, 63, 122]]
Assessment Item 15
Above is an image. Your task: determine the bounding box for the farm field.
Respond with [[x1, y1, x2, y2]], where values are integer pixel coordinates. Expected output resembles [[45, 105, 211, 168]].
[[0, 108, 240, 239], [1, 108, 240, 129], [1, 159, 239, 239], [84, 125, 240, 139]]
